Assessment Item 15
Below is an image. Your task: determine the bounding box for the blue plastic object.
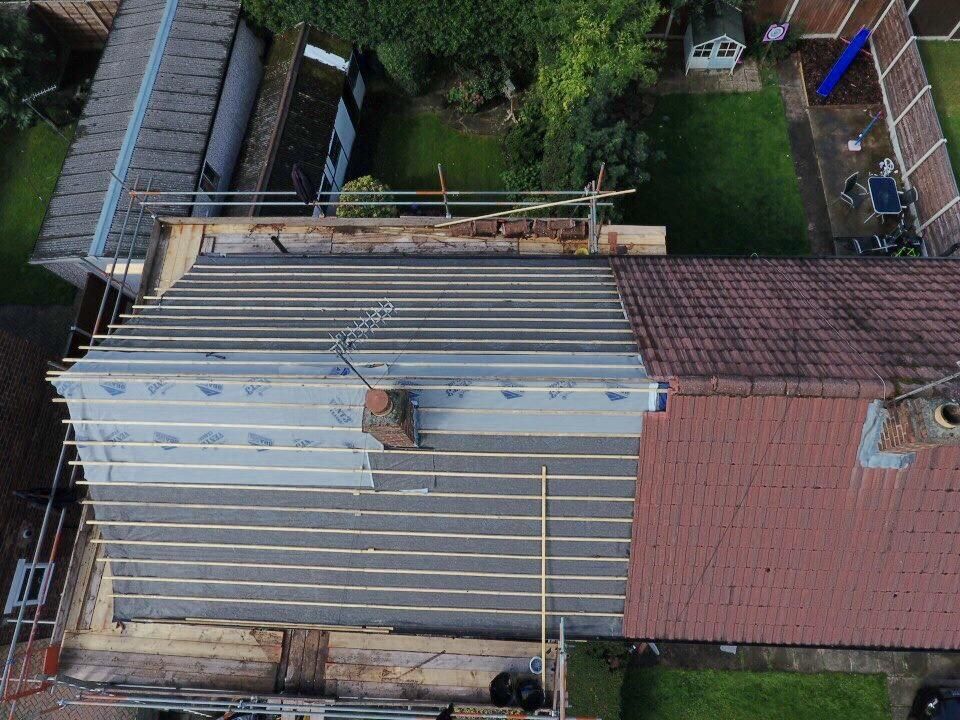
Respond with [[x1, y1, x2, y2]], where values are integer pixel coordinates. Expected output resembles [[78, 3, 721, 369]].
[[816, 26, 871, 98]]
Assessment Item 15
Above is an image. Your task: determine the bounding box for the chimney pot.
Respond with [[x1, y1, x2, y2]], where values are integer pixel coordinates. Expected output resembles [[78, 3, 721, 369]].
[[365, 389, 392, 416], [879, 395, 960, 453]]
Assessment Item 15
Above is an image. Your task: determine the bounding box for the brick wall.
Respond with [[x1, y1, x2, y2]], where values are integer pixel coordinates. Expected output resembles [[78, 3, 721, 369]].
[[0, 331, 73, 646]]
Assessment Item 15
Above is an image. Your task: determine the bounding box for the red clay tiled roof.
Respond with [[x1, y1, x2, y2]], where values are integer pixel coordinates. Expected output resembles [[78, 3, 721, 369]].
[[624, 393, 960, 649], [610, 257, 960, 398]]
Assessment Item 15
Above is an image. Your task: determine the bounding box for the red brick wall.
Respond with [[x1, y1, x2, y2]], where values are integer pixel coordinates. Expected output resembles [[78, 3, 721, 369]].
[[0, 331, 72, 646]]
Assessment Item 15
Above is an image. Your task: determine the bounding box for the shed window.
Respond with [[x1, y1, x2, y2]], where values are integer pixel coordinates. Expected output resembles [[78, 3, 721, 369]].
[[329, 131, 343, 166], [717, 41, 739, 58], [4, 560, 54, 615], [692, 42, 713, 58], [199, 162, 221, 193]]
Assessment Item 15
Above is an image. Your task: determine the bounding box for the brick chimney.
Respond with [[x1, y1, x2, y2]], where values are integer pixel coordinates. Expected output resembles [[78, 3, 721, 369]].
[[879, 395, 960, 453], [362, 388, 418, 448]]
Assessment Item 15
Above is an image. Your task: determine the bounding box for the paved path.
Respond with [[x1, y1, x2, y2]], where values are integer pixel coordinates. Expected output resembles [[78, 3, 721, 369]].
[[777, 55, 835, 255], [654, 58, 763, 95], [656, 642, 960, 719]]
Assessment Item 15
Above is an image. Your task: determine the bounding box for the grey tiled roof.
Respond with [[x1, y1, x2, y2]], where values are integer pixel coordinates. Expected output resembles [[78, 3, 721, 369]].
[[34, 0, 240, 262]]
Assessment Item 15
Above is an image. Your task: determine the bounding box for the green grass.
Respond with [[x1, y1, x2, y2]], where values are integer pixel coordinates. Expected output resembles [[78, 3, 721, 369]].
[[625, 84, 808, 256], [0, 123, 76, 305], [370, 112, 506, 192], [568, 645, 890, 720], [919, 40, 960, 182]]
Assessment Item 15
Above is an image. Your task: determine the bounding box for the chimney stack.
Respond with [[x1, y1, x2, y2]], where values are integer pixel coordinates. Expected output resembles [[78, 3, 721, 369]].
[[362, 388, 419, 448], [879, 395, 960, 453]]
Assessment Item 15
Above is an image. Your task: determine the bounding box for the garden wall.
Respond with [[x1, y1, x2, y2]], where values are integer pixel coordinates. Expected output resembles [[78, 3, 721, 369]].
[[872, 0, 960, 256]]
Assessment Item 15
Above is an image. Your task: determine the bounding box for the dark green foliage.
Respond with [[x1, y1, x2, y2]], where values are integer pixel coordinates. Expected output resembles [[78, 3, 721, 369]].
[[0, 10, 53, 130], [243, 0, 537, 74], [445, 60, 508, 114], [336, 175, 397, 218], [377, 40, 428, 95]]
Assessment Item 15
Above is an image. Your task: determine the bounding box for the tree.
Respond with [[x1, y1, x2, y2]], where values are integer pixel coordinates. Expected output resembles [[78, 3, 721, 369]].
[[536, 0, 662, 121], [336, 176, 397, 218], [0, 10, 51, 130]]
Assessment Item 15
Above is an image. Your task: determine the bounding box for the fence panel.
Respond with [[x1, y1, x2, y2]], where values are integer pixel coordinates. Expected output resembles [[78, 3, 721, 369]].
[[30, 1, 119, 50], [873, 0, 960, 255], [909, 0, 960, 38]]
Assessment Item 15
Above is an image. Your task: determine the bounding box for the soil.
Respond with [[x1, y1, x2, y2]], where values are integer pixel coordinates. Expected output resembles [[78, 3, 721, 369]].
[[800, 39, 882, 107]]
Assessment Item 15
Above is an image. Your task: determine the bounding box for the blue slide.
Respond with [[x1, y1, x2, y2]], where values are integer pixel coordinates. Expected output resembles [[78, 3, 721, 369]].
[[817, 26, 871, 98]]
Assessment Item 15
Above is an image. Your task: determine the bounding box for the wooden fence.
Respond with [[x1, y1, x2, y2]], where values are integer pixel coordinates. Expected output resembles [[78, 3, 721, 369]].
[[654, 1, 960, 40], [872, 0, 960, 255], [30, 1, 119, 50]]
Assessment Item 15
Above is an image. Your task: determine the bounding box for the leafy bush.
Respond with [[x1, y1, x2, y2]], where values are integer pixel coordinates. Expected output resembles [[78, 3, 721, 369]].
[[336, 176, 397, 218], [377, 40, 429, 95], [446, 60, 507, 113], [0, 11, 53, 129]]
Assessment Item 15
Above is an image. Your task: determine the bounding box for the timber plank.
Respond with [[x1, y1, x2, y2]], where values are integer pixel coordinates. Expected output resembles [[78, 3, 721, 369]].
[[78, 550, 106, 631], [331, 680, 488, 703], [63, 632, 283, 663], [327, 632, 556, 659], [59, 648, 277, 679], [283, 628, 307, 691], [63, 517, 98, 636], [325, 648, 551, 674], [323, 663, 498, 689], [300, 628, 321, 694]]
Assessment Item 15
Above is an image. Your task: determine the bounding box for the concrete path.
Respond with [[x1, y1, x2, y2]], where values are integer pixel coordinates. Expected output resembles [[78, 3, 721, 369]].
[[656, 642, 960, 719], [777, 54, 834, 255], [654, 58, 763, 95]]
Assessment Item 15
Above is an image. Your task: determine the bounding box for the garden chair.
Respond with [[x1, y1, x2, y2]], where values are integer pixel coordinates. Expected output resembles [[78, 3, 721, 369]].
[[840, 172, 867, 210], [898, 187, 919, 208]]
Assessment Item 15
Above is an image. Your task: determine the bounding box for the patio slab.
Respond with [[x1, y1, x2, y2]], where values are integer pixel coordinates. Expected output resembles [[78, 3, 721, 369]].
[[807, 105, 900, 243]]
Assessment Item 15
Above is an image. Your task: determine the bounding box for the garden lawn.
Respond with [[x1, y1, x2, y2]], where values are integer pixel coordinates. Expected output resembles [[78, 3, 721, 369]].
[[370, 111, 506, 192], [0, 123, 75, 305], [919, 41, 960, 182], [626, 84, 808, 256], [568, 645, 890, 720]]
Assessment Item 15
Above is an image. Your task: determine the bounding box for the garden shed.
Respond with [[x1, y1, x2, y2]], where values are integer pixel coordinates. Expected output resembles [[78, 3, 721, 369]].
[[684, 1, 746, 74]]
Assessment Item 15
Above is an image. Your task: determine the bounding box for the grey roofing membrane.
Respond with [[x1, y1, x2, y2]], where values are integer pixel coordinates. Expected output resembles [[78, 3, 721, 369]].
[[34, 0, 240, 261], [56, 256, 659, 639]]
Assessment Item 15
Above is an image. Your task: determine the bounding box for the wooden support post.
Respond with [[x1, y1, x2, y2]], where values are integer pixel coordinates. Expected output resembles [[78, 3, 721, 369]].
[[905, 138, 946, 177], [783, 0, 801, 23], [873, 0, 899, 31], [881, 35, 916, 79], [906, 0, 920, 13], [948, 16, 960, 40], [894, 84, 931, 125], [540, 465, 547, 669], [919, 195, 960, 231], [437, 164, 451, 219], [836, 0, 862, 38], [434, 189, 635, 228]]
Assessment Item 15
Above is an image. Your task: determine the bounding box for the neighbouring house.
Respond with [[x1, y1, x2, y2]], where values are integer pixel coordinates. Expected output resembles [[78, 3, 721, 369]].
[[30, 0, 264, 291], [0, 332, 69, 647], [229, 24, 365, 216], [683, 1, 746, 74]]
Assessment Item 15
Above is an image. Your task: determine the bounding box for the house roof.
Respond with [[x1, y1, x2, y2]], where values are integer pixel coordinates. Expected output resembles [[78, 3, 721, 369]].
[[624, 393, 960, 649], [690, 1, 745, 46], [55, 256, 661, 639], [33, 0, 240, 262], [610, 256, 960, 398]]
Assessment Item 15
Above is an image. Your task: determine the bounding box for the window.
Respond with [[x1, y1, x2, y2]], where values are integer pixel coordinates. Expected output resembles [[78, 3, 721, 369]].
[[199, 161, 221, 193], [328, 131, 343, 166], [717, 41, 739, 58], [347, 55, 360, 91], [4, 560, 54, 615], [692, 42, 713, 58]]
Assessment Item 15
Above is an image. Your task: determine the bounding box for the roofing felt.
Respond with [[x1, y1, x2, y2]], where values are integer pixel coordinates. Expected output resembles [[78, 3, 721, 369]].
[[55, 256, 662, 638], [624, 393, 960, 649], [610, 256, 960, 398], [34, 0, 240, 262]]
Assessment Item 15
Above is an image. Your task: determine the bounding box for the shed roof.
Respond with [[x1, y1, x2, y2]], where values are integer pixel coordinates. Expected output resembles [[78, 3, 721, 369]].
[[690, 1, 745, 46], [229, 25, 352, 216], [610, 256, 960, 398], [55, 255, 660, 639], [33, 0, 240, 263]]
